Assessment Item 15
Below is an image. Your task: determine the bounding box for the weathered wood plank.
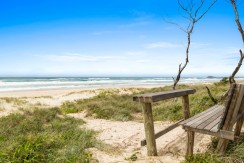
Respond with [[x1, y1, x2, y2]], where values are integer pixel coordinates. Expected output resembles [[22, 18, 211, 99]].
[[133, 89, 196, 103], [217, 84, 243, 154], [231, 85, 244, 125], [141, 103, 157, 156], [186, 131, 194, 158], [234, 115, 244, 136], [234, 110, 244, 124], [230, 84, 244, 126], [180, 105, 218, 125], [219, 84, 240, 131], [184, 126, 235, 140], [184, 126, 220, 137], [141, 119, 183, 146], [204, 116, 222, 131], [182, 95, 190, 120], [183, 105, 222, 127], [196, 110, 223, 130], [219, 130, 235, 140], [210, 123, 219, 132], [216, 139, 229, 155], [190, 107, 223, 129], [218, 84, 236, 130]]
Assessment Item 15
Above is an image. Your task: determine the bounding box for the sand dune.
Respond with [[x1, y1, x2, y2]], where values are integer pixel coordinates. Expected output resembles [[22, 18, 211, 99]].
[[0, 87, 213, 162]]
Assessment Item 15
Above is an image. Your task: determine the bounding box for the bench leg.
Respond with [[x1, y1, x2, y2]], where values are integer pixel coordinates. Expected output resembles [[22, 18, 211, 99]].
[[235, 116, 244, 136], [216, 138, 229, 155], [142, 103, 157, 156], [186, 131, 195, 158]]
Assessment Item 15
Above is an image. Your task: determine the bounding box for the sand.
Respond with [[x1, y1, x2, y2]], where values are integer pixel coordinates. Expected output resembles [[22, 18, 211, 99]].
[[0, 87, 213, 162], [70, 112, 211, 163]]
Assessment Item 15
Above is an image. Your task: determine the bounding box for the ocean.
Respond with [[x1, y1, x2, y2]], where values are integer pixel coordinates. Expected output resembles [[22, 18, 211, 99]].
[[0, 77, 229, 92]]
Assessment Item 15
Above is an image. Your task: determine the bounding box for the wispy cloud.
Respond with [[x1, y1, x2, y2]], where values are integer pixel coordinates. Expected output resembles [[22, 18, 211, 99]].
[[125, 51, 146, 56], [146, 42, 183, 49], [191, 42, 210, 48], [35, 53, 125, 62]]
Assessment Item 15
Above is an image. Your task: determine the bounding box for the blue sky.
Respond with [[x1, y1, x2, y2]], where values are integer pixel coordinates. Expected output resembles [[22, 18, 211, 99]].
[[0, 0, 243, 77]]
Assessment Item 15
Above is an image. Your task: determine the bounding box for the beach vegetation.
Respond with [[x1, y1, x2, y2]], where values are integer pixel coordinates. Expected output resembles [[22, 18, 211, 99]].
[[0, 108, 99, 162], [185, 134, 244, 163], [60, 83, 229, 121], [34, 96, 53, 99], [220, 77, 229, 84], [0, 97, 27, 105], [125, 152, 139, 161], [61, 90, 141, 121]]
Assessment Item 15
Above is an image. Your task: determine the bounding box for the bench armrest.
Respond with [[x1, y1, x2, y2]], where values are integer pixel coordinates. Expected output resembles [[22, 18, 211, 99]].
[[133, 89, 196, 103]]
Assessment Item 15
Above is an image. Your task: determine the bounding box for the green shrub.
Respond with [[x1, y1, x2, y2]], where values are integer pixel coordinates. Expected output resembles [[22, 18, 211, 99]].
[[0, 108, 96, 162], [185, 134, 244, 163], [220, 77, 229, 84]]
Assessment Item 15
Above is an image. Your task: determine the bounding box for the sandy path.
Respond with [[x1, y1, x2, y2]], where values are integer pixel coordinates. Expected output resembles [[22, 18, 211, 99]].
[[70, 112, 212, 163]]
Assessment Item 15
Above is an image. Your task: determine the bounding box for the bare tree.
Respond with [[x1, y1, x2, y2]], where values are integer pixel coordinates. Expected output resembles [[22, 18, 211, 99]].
[[206, 0, 244, 103], [172, 0, 217, 90], [229, 0, 244, 84]]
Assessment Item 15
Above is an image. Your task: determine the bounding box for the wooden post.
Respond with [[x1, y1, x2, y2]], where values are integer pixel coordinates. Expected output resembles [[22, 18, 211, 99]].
[[186, 131, 195, 157], [182, 95, 194, 158], [142, 102, 157, 156], [216, 139, 229, 155], [182, 95, 190, 120], [235, 116, 244, 136]]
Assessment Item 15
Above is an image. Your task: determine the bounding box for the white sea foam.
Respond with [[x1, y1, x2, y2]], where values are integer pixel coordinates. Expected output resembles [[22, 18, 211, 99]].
[[0, 77, 228, 92]]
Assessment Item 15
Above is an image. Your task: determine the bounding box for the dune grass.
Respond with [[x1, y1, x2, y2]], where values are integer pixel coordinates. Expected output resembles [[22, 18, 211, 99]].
[[61, 89, 142, 121], [185, 134, 244, 163], [0, 97, 27, 105], [60, 83, 229, 121], [0, 108, 97, 162]]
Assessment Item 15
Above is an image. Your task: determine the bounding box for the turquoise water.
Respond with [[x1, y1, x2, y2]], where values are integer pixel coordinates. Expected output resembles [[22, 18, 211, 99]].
[[0, 77, 225, 92]]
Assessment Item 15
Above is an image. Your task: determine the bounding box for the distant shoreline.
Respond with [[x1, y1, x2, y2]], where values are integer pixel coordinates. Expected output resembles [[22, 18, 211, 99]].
[[0, 76, 227, 93], [0, 82, 217, 98]]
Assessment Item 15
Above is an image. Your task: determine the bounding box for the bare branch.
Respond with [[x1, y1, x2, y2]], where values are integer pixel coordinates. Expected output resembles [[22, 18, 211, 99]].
[[164, 19, 188, 33], [230, 0, 244, 44], [195, 0, 205, 18], [206, 86, 218, 104], [195, 0, 217, 23], [229, 49, 244, 84]]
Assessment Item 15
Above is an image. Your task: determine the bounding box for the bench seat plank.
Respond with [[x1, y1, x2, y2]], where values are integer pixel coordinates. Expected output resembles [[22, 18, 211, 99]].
[[204, 115, 222, 131], [180, 105, 222, 127], [210, 124, 219, 132], [196, 109, 223, 130], [189, 106, 223, 128], [180, 105, 224, 133], [179, 105, 219, 125]]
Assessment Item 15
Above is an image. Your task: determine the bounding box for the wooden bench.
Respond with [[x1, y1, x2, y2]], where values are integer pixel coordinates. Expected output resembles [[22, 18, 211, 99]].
[[180, 83, 244, 157], [133, 83, 244, 157], [133, 89, 196, 156]]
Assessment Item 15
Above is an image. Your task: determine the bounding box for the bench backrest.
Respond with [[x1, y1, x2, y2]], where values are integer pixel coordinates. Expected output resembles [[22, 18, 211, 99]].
[[218, 83, 244, 130]]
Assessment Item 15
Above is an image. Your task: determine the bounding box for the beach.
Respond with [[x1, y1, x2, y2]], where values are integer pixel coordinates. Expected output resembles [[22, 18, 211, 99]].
[[0, 82, 218, 163]]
